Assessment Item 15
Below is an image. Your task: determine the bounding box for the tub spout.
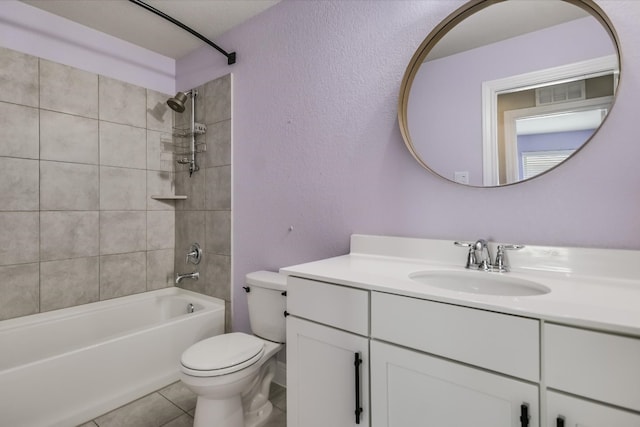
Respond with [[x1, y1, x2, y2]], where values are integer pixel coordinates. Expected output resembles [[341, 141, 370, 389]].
[[176, 271, 199, 284]]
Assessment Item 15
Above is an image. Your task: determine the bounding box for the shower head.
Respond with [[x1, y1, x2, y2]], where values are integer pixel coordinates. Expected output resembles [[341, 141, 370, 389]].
[[167, 91, 188, 113]]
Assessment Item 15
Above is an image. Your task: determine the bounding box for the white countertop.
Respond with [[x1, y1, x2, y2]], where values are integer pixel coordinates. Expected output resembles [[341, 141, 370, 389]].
[[280, 235, 640, 336]]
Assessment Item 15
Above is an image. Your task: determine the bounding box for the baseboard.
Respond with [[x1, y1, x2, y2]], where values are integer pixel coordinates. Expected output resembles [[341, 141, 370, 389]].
[[273, 360, 287, 387]]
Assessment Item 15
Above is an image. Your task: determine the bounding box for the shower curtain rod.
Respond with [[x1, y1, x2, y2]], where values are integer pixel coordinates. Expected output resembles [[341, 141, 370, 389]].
[[128, 0, 236, 65]]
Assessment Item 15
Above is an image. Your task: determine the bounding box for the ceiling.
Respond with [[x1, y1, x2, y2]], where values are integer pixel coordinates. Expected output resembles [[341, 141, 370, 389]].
[[427, 1, 590, 60], [20, 0, 281, 59]]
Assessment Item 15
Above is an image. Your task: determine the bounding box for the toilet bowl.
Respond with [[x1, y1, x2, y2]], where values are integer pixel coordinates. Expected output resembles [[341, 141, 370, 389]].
[[180, 271, 287, 427]]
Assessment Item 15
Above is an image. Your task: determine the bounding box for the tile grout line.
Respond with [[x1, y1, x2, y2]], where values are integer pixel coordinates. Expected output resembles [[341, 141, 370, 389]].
[[97, 73, 102, 303], [156, 390, 194, 425], [37, 57, 42, 315]]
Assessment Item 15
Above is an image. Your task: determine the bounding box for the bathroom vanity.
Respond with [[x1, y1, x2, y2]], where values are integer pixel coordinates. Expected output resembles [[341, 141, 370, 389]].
[[282, 235, 640, 427]]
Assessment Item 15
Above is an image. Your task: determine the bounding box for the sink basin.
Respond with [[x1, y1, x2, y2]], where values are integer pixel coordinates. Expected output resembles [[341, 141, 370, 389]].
[[409, 270, 550, 296]]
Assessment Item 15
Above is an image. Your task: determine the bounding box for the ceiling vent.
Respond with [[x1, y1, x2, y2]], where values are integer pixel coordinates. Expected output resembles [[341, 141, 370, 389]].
[[536, 80, 585, 106]]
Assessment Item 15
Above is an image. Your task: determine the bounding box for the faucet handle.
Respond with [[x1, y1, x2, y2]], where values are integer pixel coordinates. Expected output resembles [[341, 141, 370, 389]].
[[494, 244, 524, 272], [454, 241, 476, 268], [186, 243, 202, 265]]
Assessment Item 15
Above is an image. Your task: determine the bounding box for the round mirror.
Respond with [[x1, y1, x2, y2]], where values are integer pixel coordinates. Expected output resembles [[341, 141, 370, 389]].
[[399, 0, 620, 187]]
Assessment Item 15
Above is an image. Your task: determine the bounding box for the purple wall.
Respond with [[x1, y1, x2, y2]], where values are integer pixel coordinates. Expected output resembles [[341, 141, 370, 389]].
[[518, 129, 593, 154], [0, 0, 175, 94], [177, 0, 640, 333], [518, 129, 594, 180], [409, 17, 615, 186]]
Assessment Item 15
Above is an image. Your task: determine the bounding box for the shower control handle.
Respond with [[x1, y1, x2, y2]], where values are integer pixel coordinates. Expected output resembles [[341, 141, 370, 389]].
[[186, 243, 202, 265]]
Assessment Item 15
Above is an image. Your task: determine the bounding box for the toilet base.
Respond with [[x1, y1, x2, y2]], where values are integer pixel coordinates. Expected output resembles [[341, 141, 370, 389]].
[[193, 396, 243, 427], [242, 354, 278, 427]]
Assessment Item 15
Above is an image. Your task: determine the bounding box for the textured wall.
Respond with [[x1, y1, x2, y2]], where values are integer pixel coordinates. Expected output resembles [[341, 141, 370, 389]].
[[176, 0, 640, 334], [174, 75, 233, 331], [0, 46, 176, 321]]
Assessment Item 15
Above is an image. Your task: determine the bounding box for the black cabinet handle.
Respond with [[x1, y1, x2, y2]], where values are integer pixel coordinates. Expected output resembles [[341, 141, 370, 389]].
[[556, 416, 565, 427], [354, 352, 363, 424], [520, 403, 529, 427]]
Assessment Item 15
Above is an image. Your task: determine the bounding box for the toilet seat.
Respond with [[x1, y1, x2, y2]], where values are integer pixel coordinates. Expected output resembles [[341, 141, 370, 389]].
[[181, 333, 265, 377]]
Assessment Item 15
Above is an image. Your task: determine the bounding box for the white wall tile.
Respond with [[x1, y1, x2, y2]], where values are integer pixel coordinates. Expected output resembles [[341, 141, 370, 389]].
[[204, 166, 231, 210], [147, 89, 173, 133], [205, 210, 231, 256], [0, 263, 39, 320], [175, 170, 205, 211], [203, 74, 231, 125], [147, 249, 174, 290], [40, 59, 98, 118], [202, 119, 231, 168], [40, 161, 99, 210], [99, 76, 146, 127], [100, 166, 147, 210], [0, 212, 39, 266], [147, 211, 175, 250], [0, 47, 38, 107], [0, 157, 39, 211], [147, 170, 176, 210], [99, 252, 147, 299], [100, 211, 146, 255], [40, 110, 99, 164], [99, 121, 147, 169], [40, 211, 99, 261], [40, 257, 99, 311], [0, 102, 39, 159]]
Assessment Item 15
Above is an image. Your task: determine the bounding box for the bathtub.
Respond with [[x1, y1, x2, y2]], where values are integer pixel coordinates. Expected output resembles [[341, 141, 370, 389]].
[[0, 287, 225, 427]]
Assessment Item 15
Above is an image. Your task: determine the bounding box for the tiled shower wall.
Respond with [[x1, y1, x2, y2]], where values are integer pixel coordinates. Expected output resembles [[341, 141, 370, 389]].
[[0, 46, 176, 321], [174, 74, 232, 331]]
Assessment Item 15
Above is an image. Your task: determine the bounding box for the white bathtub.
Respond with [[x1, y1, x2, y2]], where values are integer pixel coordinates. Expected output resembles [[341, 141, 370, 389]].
[[0, 287, 225, 427]]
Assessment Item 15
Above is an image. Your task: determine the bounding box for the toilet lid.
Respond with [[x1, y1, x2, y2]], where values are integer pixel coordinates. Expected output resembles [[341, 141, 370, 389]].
[[181, 333, 265, 376]]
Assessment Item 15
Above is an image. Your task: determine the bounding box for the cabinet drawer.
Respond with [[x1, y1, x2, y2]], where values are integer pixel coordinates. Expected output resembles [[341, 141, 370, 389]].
[[287, 277, 369, 335], [545, 324, 640, 412], [371, 292, 539, 382]]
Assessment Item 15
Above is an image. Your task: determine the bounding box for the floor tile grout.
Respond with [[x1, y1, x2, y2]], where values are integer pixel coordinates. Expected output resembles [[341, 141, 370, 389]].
[[83, 381, 286, 427]]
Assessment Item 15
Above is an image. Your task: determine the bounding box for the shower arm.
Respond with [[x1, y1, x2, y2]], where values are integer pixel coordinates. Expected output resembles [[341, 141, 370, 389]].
[[128, 0, 236, 65]]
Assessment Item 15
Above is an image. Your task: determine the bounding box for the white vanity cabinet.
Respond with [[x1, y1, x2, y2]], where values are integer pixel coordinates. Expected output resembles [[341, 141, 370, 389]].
[[286, 277, 370, 427], [545, 324, 640, 426], [282, 235, 640, 427], [370, 292, 540, 427], [371, 340, 538, 427], [546, 392, 640, 427]]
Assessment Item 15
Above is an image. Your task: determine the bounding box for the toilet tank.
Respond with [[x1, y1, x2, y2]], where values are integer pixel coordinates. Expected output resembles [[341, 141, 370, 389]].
[[245, 271, 287, 343]]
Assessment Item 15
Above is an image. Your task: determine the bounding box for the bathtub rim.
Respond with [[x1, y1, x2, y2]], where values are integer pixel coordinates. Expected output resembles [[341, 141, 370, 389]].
[[0, 287, 224, 333]]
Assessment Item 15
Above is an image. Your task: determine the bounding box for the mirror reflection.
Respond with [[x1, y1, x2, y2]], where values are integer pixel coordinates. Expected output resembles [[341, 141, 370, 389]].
[[400, 0, 619, 187]]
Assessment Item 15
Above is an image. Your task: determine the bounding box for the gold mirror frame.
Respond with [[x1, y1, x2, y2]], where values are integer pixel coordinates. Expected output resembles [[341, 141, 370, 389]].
[[398, 0, 622, 187]]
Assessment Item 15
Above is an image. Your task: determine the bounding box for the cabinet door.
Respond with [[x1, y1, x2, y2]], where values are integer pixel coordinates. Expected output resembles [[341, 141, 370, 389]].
[[371, 340, 538, 427], [287, 316, 369, 427], [547, 391, 640, 427]]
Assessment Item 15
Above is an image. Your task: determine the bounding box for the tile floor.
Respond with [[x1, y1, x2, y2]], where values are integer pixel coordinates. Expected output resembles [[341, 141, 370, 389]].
[[78, 381, 286, 427]]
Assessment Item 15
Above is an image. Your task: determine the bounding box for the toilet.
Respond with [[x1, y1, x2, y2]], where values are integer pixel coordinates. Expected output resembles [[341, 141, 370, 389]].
[[180, 271, 287, 427]]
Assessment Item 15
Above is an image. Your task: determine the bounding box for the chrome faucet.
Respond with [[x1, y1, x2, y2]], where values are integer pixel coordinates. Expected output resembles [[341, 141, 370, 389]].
[[473, 239, 492, 271], [176, 271, 199, 284], [454, 240, 523, 272]]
